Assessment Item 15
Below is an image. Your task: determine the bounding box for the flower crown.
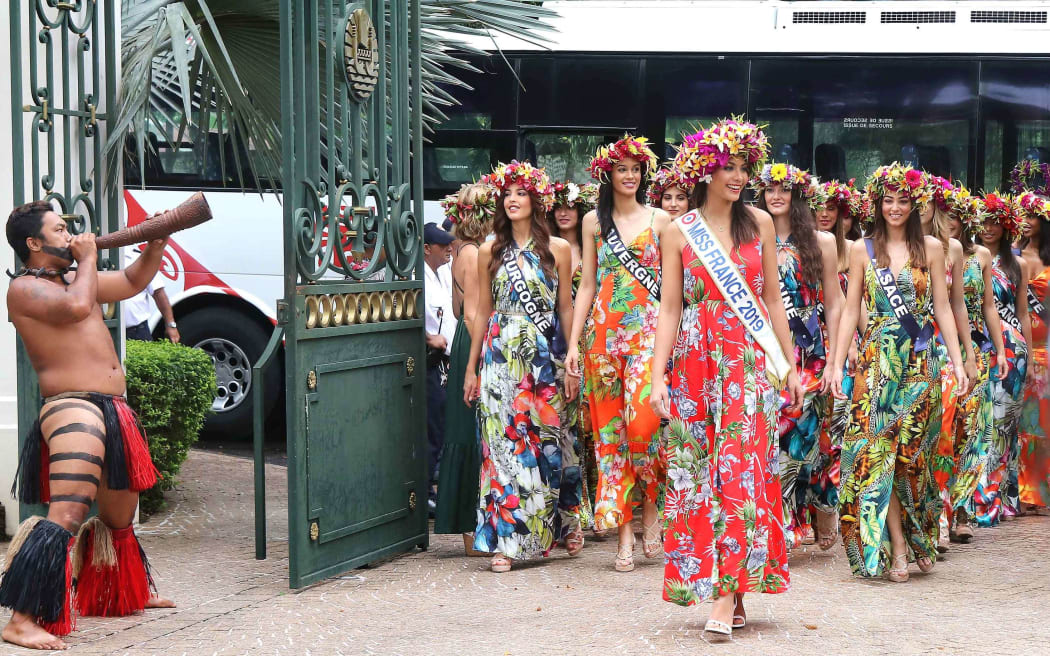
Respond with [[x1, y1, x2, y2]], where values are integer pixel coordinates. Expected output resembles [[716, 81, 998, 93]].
[[980, 191, 1025, 242], [864, 162, 933, 209], [821, 179, 867, 223], [552, 181, 598, 213], [480, 160, 555, 211], [752, 163, 827, 211], [439, 184, 497, 226], [1010, 159, 1050, 197], [1019, 191, 1050, 224], [587, 134, 658, 183], [671, 116, 769, 186], [926, 174, 955, 212], [944, 184, 982, 237], [646, 167, 695, 206]]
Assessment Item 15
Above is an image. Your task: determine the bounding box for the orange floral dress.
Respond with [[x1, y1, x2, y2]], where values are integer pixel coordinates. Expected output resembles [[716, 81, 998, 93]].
[[1019, 264, 1050, 506], [582, 215, 664, 531]]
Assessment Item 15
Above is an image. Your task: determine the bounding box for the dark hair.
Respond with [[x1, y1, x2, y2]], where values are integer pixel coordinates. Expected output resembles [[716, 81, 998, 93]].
[[757, 187, 823, 284], [843, 214, 862, 241], [547, 204, 583, 251], [957, 228, 976, 256], [653, 184, 695, 212], [489, 190, 556, 280], [1021, 215, 1050, 267], [690, 181, 757, 247], [994, 231, 1021, 290], [870, 196, 927, 269], [596, 166, 649, 237], [6, 200, 52, 263]]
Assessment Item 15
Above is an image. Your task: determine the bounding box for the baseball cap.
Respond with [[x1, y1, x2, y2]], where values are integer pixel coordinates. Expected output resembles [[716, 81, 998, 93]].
[[424, 223, 455, 245]]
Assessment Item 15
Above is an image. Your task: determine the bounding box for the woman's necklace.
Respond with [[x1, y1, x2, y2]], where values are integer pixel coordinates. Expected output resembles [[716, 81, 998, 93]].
[[700, 205, 729, 232]]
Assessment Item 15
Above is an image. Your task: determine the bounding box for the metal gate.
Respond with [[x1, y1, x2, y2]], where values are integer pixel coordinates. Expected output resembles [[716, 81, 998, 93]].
[[276, 0, 427, 588], [9, 1, 122, 520]]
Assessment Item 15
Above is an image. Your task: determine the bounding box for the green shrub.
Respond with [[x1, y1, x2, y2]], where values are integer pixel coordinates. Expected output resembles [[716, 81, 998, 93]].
[[125, 339, 216, 517]]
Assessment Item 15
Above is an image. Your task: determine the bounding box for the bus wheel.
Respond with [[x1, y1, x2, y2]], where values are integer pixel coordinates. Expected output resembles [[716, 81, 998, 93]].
[[178, 307, 280, 439]]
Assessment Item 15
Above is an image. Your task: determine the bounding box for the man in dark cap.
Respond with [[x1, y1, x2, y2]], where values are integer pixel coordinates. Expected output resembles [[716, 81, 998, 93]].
[[423, 223, 456, 513]]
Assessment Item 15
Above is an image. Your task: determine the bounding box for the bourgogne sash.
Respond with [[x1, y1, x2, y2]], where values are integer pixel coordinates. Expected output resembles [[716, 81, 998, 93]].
[[675, 210, 791, 384], [996, 292, 1024, 335], [863, 239, 933, 353], [501, 246, 556, 343], [604, 222, 661, 300], [1028, 286, 1048, 327]]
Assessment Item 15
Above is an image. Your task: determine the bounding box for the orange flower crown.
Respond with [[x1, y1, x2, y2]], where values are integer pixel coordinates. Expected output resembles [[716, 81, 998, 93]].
[[480, 160, 555, 211], [587, 134, 659, 183]]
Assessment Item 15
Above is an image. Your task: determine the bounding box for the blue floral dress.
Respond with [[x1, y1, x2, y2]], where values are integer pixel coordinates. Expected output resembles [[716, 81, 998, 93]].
[[474, 240, 565, 559]]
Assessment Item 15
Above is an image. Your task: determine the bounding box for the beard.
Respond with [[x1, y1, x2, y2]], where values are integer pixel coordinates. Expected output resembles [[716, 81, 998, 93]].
[[41, 244, 73, 262]]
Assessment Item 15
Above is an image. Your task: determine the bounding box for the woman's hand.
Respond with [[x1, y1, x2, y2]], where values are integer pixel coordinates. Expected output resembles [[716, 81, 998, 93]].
[[463, 369, 479, 406], [785, 370, 805, 411], [962, 358, 978, 396], [564, 370, 579, 402], [952, 361, 969, 398], [566, 345, 581, 380], [649, 379, 672, 420], [827, 367, 845, 401], [847, 339, 859, 372], [994, 352, 1008, 380]]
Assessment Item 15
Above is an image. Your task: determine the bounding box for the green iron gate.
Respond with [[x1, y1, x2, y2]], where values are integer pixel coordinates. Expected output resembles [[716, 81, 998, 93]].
[[276, 0, 428, 588], [9, 1, 122, 520]]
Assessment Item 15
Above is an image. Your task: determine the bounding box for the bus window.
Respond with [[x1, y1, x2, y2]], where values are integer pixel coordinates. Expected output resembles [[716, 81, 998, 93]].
[[519, 56, 641, 127], [646, 58, 747, 157], [521, 132, 620, 182], [751, 59, 977, 184], [981, 60, 1050, 189]]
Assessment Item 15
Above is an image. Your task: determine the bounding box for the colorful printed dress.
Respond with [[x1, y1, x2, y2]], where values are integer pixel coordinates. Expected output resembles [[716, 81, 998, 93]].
[[1018, 264, 1050, 507], [775, 237, 830, 540], [663, 234, 789, 606], [827, 271, 852, 478], [930, 264, 957, 497], [557, 261, 593, 533], [582, 217, 664, 531], [975, 256, 1029, 525], [839, 250, 941, 577], [474, 240, 565, 559], [951, 254, 993, 515]]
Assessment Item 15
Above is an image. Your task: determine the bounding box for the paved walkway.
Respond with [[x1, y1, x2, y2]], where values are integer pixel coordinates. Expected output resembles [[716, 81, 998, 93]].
[[2, 448, 1049, 655]]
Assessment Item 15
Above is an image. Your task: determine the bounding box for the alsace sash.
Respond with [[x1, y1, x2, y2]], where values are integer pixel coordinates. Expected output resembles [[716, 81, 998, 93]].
[[864, 238, 933, 353], [996, 293, 1024, 335], [675, 210, 791, 383], [604, 222, 661, 300], [501, 246, 556, 342]]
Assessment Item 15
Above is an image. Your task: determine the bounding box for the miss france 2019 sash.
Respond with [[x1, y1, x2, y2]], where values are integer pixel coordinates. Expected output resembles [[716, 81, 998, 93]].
[[675, 210, 792, 385], [501, 245, 556, 343], [604, 222, 661, 300], [863, 238, 933, 353]]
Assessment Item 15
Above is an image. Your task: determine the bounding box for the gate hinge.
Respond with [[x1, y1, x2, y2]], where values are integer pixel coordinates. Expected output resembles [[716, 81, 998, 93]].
[[276, 300, 290, 325]]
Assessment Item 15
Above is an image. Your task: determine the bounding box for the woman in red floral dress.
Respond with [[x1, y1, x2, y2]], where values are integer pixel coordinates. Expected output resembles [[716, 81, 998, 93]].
[[650, 118, 802, 636]]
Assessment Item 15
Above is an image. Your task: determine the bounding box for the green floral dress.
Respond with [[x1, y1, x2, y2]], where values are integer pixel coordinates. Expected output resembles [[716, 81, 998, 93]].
[[839, 251, 941, 577], [473, 240, 565, 559]]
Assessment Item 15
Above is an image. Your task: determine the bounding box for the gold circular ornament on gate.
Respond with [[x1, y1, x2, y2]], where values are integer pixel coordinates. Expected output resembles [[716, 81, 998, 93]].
[[344, 8, 379, 103]]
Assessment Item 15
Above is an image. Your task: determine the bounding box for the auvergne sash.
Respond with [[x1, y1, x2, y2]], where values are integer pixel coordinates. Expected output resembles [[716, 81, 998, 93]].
[[604, 222, 661, 300], [864, 238, 933, 353], [675, 210, 792, 384], [778, 239, 825, 351], [501, 245, 556, 342]]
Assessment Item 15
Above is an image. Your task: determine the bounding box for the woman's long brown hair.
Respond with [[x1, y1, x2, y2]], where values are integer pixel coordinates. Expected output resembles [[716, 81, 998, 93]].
[[870, 196, 927, 269], [546, 204, 583, 251], [488, 190, 556, 279], [690, 182, 757, 248], [757, 188, 823, 284]]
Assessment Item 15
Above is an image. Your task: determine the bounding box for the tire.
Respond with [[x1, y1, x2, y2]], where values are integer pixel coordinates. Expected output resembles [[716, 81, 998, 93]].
[[177, 307, 281, 439]]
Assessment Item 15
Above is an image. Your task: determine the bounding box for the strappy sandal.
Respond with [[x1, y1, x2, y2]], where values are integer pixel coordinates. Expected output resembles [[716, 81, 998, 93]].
[[565, 529, 585, 557], [642, 519, 663, 559], [916, 554, 935, 573], [950, 515, 974, 543], [704, 619, 732, 636], [732, 595, 746, 629], [614, 540, 635, 572], [490, 554, 512, 573], [887, 554, 909, 582]]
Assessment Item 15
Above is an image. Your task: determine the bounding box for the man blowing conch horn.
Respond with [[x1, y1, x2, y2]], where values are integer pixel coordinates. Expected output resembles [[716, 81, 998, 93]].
[[2, 201, 174, 651]]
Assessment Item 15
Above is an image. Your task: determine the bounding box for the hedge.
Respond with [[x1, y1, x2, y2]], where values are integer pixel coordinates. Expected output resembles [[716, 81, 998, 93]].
[[125, 339, 216, 516]]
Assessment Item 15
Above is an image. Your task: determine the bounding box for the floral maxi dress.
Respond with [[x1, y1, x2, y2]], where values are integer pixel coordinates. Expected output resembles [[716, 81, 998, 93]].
[[663, 235, 789, 606], [839, 251, 941, 577], [1019, 264, 1050, 506], [473, 241, 565, 559]]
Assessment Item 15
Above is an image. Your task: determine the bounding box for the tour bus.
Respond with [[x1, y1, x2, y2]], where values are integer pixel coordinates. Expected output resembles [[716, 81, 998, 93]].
[[125, 0, 1050, 438]]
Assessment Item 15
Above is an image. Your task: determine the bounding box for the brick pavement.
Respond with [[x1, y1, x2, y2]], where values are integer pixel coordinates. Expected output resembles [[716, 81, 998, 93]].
[[2, 448, 1049, 655]]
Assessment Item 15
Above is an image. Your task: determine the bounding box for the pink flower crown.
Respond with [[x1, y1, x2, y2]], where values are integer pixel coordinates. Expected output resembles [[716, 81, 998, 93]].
[[1010, 159, 1050, 197], [864, 162, 934, 209], [480, 160, 555, 211], [822, 179, 867, 222], [552, 181, 598, 213], [752, 162, 827, 211], [980, 191, 1025, 242], [439, 185, 497, 226], [1019, 191, 1050, 224], [646, 167, 695, 206], [926, 174, 955, 212], [587, 134, 659, 183], [671, 116, 769, 186]]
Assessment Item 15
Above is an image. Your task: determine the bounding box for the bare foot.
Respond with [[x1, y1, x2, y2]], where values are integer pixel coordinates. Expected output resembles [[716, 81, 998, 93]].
[[146, 596, 176, 609], [2, 613, 68, 650]]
